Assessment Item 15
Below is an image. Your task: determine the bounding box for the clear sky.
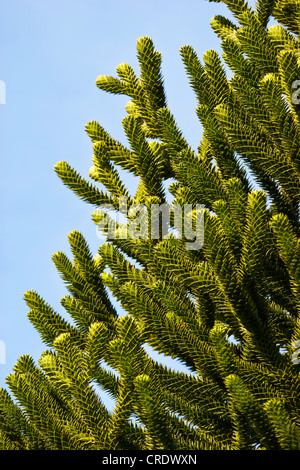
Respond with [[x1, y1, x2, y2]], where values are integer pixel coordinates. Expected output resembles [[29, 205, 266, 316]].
[[0, 0, 235, 404]]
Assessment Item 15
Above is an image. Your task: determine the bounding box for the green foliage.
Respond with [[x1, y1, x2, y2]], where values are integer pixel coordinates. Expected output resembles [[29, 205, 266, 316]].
[[1, 0, 300, 450]]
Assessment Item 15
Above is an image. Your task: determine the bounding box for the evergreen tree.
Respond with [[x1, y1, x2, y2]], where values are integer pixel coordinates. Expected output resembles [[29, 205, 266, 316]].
[[1, 0, 300, 450]]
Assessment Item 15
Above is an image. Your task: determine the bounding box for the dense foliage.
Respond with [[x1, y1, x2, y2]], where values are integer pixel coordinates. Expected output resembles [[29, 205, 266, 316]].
[[1, 0, 300, 450]]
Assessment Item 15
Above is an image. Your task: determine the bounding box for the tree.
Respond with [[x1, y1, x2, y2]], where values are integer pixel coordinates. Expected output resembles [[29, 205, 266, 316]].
[[0, 0, 300, 450]]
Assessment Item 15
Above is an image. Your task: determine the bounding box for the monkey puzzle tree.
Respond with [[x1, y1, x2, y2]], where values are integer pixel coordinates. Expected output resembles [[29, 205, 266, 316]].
[[0, 0, 300, 450]]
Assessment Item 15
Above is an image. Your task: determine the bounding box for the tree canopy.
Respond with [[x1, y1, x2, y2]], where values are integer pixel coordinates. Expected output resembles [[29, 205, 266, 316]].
[[0, 0, 300, 450]]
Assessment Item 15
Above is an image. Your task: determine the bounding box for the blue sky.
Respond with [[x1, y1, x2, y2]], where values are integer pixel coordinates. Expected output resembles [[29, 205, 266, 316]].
[[0, 0, 234, 402]]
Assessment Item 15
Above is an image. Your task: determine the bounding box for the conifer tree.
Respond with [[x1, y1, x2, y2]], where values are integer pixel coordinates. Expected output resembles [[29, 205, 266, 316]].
[[1, 0, 300, 450]]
